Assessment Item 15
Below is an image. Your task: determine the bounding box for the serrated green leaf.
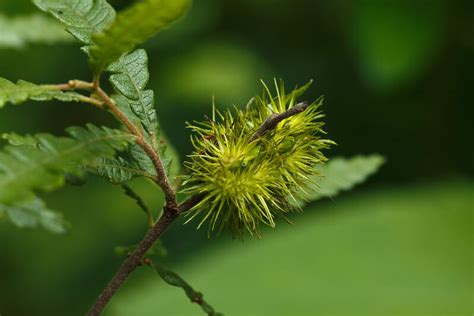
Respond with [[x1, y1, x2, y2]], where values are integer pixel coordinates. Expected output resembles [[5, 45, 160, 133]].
[[0, 13, 73, 49], [89, 0, 191, 71], [307, 155, 385, 202], [1, 133, 37, 146], [0, 78, 83, 108], [112, 93, 142, 126], [33, 0, 115, 45], [95, 140, 180, 185], [0, 124, 134, 205], [0, 198, 69, 234], [121, 183, 150, 215], [129, 143, 157, 177], [109, 50, 149, 99], [96, 157, 135, 184], [108, 50, 157, 135], [150, 263, 222, 316], [121, 183, 155, 227], [127, 138, 180, 183], [94, 156, 159, 184]]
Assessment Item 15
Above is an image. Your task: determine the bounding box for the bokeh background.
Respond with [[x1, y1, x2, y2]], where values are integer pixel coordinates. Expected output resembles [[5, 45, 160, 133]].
[[0, 0, 472, 315]]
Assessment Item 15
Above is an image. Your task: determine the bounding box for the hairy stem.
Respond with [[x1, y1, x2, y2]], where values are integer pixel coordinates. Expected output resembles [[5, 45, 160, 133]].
[[77, 96, 104, 109], [87, 198, 201, 316], [86, 94, 311, 315], [87, 209, 179, 316], [58, 79, 177, 207], [94, 86, 177, 209]]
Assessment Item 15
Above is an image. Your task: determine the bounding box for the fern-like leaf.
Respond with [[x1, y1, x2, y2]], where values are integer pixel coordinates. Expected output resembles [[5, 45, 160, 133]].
[[95, 157, 158, 184], [109, 50, 157, 135], [89, 0, 191, 71], [307, 155, 385, 202], [0, 198, 68, 234], [33, 0, 115, 45], [0, 78, 83, 108], [0, 124, 134, 205], [0, 13, 73, 49], [129, 143, 157, 177], [92, 141, 180, 185], [94, 143, 176, 184], [149, 263, 222, 316]]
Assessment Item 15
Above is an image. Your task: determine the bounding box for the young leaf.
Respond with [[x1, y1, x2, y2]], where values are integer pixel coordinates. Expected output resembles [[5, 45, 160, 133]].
[[149, 263, 222, 316], [0, 13, 73, 49], [121, 183, 154, 227], [108, 50, 157, 135], [0, 198, 69, 234], [95, 140, 180, 185], [0, 78, 83, 108], [121, 184, 150, 216], [96, 157, 136, 184], [89, 0, 191, 71], [129, 143, 157, 177], [306, 154, 385, 202], [0, 124, 134, 205], [112, 93, 142, 126], [32, 0, 115, 45]]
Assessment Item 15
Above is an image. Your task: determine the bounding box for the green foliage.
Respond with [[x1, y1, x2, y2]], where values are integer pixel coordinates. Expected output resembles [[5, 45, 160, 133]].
[[0, 78, 82, 108], [305, 155, 385, 203], [150, 263, 222, 316], [0, 13, 72, 49], [121, 183, 154, 227], [102, 49, 181, 186], [94, 140, 179, 185], [0, 198, 68, 234], [0, 1, 386, 314], [0, 124, 133, 207], [89, 0, 191, 71], [96, 157, 138, 184], [33, 0, 115, 45], [109, 49, 157, 136], [121, 183, 150, 215]]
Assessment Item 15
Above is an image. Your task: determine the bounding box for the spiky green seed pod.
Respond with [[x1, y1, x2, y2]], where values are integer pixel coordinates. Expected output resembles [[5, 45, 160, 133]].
[[182, 80, 334, 237]]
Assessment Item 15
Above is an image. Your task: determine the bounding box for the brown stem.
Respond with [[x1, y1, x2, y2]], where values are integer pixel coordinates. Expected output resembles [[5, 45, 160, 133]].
[[94, 86, 177, 209], [249, 101, 310, 142], [87, 195, 207, 315], [55, 80, 103, 108], [86, 96, 312, 315], [87, 209, 179, 316], [56, 79, 94, 91], [77, 96, 104, 109], [56, 80, 176, 207]]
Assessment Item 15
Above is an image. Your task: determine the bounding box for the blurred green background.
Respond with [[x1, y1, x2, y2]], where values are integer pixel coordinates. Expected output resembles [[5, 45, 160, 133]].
[[0, 0, 472, 315]]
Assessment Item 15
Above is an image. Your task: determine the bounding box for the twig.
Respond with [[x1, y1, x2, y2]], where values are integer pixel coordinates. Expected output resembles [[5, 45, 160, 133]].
[[86, 82, 179, 315], [56, 79, 95, 91], [177, 193, 206, 213], [94, 86, 177, 210], [55, 80, 103, 108], [87, 96, 312, 315], [86, 195, 204, 315], [77, 96, 104, 109], [249, 101, 310, 142], [121, 184, 155, 228], [56, 80, 177, 208], [87, 209, 179, 316]]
